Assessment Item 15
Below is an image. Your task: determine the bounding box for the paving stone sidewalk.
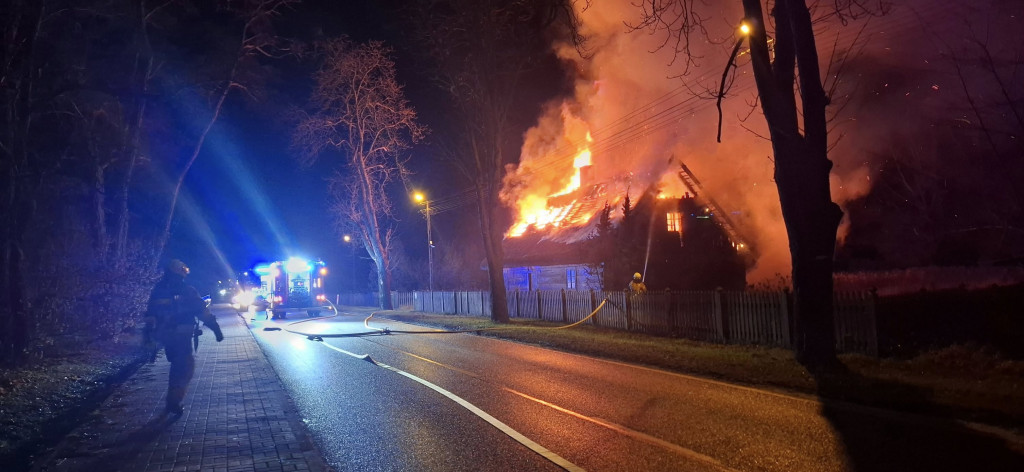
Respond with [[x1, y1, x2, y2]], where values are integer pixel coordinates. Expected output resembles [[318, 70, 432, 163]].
[[30, 307, 331, 472]]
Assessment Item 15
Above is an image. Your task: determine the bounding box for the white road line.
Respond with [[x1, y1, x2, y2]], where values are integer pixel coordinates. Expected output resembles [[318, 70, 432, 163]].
[[315, 340, 585, 472], [302, 316, 1024, 458], [389, 345, 741, 472]]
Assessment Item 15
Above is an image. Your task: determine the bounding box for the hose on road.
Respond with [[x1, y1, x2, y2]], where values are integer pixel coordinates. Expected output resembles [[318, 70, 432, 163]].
[[278, 298, 609, 340]]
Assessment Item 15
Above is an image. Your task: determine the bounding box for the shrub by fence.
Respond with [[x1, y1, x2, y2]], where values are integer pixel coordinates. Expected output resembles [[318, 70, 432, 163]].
[[873, 284, 1024, 358]]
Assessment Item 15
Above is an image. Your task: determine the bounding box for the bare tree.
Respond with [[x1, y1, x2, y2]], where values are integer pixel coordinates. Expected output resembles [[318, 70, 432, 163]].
[[631, 0, 885, 368], [293, 39, 426, 309], [152, 0, 299, 265], [410, 0, 580, 323], [0, 0, 52, 363], [110, 0, 173, 266]]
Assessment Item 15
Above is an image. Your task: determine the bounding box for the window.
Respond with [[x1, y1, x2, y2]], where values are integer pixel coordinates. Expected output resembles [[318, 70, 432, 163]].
[[666, 212, 682, 232], [504, 267, 531, 291], [567, 268, 578, 289]]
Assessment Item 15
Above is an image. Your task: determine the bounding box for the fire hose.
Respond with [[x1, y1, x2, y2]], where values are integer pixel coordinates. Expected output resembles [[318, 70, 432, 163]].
[[274, 300, 591, 471], [278, 298, 610, 340]]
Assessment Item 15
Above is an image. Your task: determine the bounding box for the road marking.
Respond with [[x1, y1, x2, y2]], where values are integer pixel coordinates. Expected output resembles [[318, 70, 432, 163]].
[[295, 314, 1024, 455], [315, 340, 585, 472], [386, 345, 741, 472], [358, 319, 1024, 451]]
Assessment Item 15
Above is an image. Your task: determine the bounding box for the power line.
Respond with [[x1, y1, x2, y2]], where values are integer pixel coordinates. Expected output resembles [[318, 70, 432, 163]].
[[419, 187, 478, 215]]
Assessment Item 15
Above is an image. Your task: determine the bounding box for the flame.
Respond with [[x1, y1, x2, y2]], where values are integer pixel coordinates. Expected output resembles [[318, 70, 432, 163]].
[[550, 148, 592, 197], [508, 133, 594, 237], [507, 194, 575, 237]]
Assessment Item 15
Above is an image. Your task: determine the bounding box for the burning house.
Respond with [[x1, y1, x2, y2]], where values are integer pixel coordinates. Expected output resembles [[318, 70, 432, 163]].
[[501, 157, 750, 292]]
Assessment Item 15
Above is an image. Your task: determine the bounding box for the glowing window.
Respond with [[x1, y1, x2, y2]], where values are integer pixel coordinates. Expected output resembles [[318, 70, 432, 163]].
[[567, 268, 578, 289], [666, 212, 682, 232]]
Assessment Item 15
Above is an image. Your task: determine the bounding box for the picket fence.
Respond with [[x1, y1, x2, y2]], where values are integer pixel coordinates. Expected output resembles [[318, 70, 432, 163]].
[[335, 289, 878, 356]]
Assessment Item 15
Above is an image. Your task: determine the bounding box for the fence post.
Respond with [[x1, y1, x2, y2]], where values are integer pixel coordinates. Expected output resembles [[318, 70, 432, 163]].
[[625, 292, 634, 331], [713, 288, 728, 342], [514, 289, 520, 318], [868, 289, 879, 357], [778, 290, 791, 348], [536, 290, 543, 319], [561, 289, 568, 323], [590, 290, 599, 327]]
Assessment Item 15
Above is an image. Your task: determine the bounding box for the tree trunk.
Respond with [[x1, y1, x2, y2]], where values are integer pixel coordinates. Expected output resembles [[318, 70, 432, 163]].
[[477, 181, 509, 323], [366, 226, 393, 310], [1, 171, 32, 365], [113, 123, 142, 266], [377, 261, 393, 310], [774, 136, 842, 367], [113, 0, 154, 266], [0, 0, 45, 365], [743, 0, 843, 368], [354, 152, 395, 310], [93, 162, 108, 258]]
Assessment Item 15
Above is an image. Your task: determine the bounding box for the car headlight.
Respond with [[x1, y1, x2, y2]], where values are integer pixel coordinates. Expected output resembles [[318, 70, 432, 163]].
[[233, 290, 256, 306]]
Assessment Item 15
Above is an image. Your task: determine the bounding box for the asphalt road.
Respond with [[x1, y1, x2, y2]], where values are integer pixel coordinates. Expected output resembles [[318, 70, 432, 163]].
[[243, 307, 1024, 472]]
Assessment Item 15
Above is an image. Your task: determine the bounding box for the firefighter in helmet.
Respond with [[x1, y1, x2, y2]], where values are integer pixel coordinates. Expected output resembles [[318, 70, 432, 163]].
[[144, 259, 224, 415], [628, 272, 647, 293]]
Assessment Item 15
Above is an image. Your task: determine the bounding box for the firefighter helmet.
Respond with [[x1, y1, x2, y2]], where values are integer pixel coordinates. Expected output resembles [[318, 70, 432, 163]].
[[167, 259, 190, 277], [633, 272, 642, 280]]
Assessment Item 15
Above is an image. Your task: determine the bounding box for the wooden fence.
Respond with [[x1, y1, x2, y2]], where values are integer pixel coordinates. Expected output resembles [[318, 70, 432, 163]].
[[335, 289, 878, 356]]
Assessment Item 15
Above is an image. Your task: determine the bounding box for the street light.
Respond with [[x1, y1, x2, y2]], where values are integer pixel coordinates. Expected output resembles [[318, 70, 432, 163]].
[[413, 192, 434, 291], [716, 18, 753, 143]]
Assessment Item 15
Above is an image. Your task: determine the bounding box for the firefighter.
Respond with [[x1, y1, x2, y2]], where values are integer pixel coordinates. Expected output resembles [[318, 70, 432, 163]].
[[628, 272, 647, 293], [144, 259, 224, 415]]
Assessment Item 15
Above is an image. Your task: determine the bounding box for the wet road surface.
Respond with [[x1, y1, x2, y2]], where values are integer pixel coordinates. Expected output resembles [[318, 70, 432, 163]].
[[246, 309, 1024, 471]]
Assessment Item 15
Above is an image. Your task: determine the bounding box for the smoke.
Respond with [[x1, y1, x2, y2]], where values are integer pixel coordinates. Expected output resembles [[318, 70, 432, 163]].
[[502, 0, 1016, 282]]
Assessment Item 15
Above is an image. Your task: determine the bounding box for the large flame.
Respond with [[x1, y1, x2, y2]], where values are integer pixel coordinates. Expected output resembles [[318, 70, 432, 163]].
[[507, 133, 594, 237]]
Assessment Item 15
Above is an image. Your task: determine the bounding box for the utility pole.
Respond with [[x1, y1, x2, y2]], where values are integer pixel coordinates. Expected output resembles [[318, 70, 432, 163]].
[[413, 192, 434, 291], [426, 199, 433, 292]]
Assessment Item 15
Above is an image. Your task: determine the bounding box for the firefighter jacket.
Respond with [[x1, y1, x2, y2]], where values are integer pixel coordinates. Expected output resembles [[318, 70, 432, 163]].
[[145, 274, 223, 342], [628, 280, 648, 293]]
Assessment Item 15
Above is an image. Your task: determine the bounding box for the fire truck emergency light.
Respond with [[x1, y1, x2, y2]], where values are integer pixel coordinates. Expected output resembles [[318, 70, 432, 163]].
[[285, 257, 312, 274], [253, 263, 273, 276]]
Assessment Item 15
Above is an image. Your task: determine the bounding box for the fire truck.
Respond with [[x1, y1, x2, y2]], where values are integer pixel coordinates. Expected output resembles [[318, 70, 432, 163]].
[[251, 257, 331, 319]]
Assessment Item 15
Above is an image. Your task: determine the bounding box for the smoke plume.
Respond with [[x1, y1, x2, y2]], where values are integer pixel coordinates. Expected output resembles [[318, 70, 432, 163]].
[[502, 0, 1020, 282]]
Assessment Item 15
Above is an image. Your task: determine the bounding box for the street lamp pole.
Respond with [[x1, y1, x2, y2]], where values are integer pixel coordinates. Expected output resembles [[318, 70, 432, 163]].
[[425, 199, 433, 292], [414, 192, 434, 292]]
